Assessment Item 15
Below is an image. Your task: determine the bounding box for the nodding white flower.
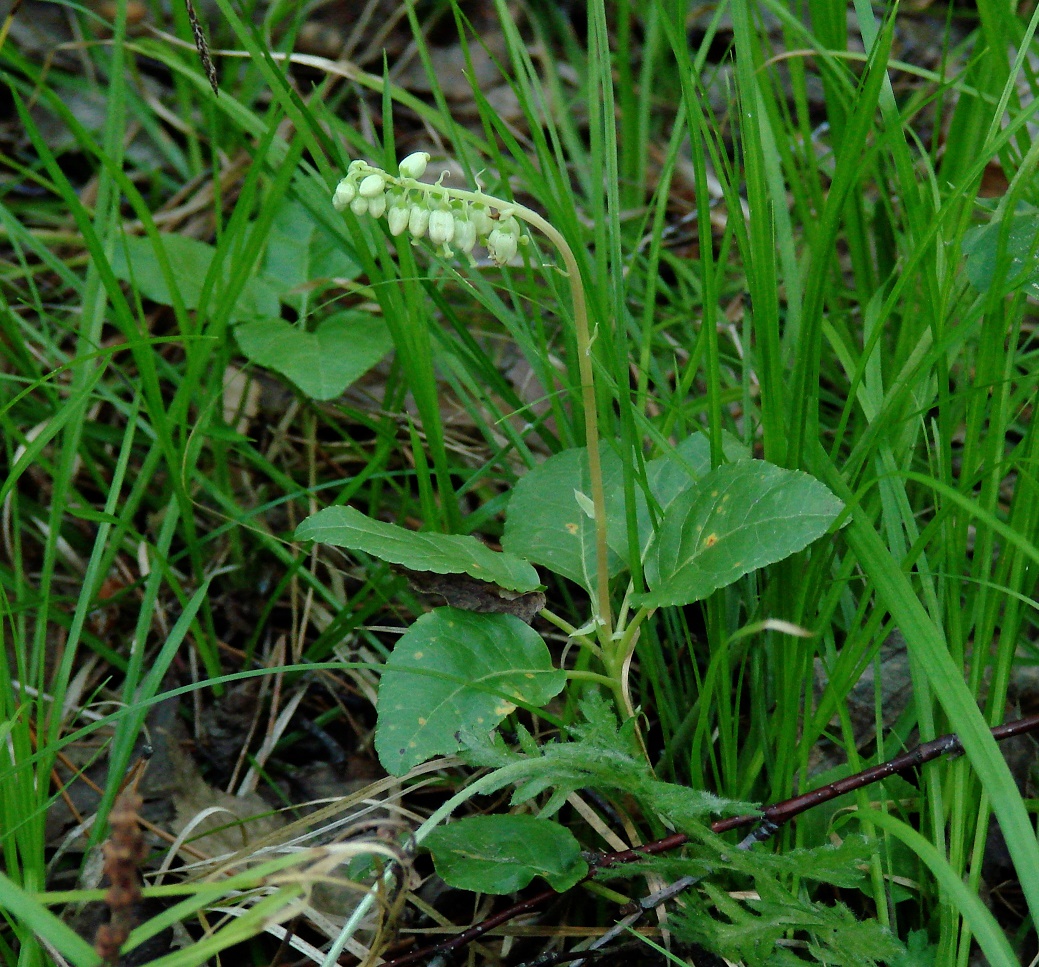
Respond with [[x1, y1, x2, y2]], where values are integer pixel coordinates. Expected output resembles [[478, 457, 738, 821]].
[[428, 208, 455, 247], [332, 178, 357, 211], [334, 154, 531, 269], [367, 193, 387, 219], [469, 204, 493, 239], [387, 201, 411, 236], [408, 204, 431, 239], [398, 151, 430, 179], [454, 215, 477, 254], [359, 173, 386, 198], [487, 227, 518, 265]]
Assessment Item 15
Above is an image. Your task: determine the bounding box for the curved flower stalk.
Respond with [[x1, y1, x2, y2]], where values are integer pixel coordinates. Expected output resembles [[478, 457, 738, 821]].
[[333, 153, 613, 637], [333, 152, 524, 267]]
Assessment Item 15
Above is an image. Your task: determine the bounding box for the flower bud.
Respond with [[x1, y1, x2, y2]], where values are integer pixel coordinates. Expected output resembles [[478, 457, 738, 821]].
[[387, 202, 410, 236], [368, 193, 387, 219], [332, 178, 357, 211], [350, 195, 369, 216], [398, 151, 430, 179], [487, 227, 518, 265], [408, 204, 430, 239], [499, 214, 520, 236], [469, 205, 493, 239], [454, 216, 477, 254], [359, 173, 386, 198], [428, 208, 455, 247]]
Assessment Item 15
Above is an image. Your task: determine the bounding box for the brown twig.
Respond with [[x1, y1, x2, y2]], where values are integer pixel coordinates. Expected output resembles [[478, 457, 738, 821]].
[[377, 713, 1039, 967], [713, 712, 1039, 833]]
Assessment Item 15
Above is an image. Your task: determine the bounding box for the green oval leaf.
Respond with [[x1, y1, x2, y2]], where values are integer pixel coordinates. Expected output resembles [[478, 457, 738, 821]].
[[637, 461, 844, 608], [234, 312, 393, 400], [295, 506, 540, 592], [963, 211, 1039, 299], [502, 445, 626, 592], [111, 233, 279, 318], [425, 814, 588, 894], [375, 609, 565, 775], [605, 431, 750, 565]]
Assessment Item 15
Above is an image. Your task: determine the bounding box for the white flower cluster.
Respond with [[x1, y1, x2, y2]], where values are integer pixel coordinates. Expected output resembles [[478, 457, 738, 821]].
[[332, 152, 525, 266]]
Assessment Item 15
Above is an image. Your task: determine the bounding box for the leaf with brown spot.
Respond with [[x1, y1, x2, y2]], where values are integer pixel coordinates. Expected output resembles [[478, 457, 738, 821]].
[[638, 461, 844, 608]]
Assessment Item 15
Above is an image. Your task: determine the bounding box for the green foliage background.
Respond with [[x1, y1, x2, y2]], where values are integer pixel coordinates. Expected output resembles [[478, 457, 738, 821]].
[[1, 0, 1039, 965]]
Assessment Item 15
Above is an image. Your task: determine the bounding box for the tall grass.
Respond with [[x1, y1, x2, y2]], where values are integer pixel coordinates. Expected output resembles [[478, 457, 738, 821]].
[[1, 0, 1038, 964]]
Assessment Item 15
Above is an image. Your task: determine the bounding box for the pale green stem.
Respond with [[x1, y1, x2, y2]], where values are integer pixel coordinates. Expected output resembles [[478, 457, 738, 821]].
[[565, 669, 624, 689], [388, 172, 614, 640], [612, 606, 652, 681], [505, 203, 613, 641], [538, 607, 602, 659]]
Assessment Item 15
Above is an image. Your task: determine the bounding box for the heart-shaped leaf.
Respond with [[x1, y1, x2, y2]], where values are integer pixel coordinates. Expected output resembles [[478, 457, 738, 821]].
[[637, 461, 844, 608], [234, 312, 393, 400], [502, 445, 626, 592], [111, 233, 279, 319], [262, 199, 362, 305], [375, 608, 565, 775], [295, 505, 540, 592], [425, 815, 587, 894]]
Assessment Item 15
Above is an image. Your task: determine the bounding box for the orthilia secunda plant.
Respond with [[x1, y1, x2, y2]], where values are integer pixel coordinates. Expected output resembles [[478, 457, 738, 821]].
[[333, 152, 614, 640]]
